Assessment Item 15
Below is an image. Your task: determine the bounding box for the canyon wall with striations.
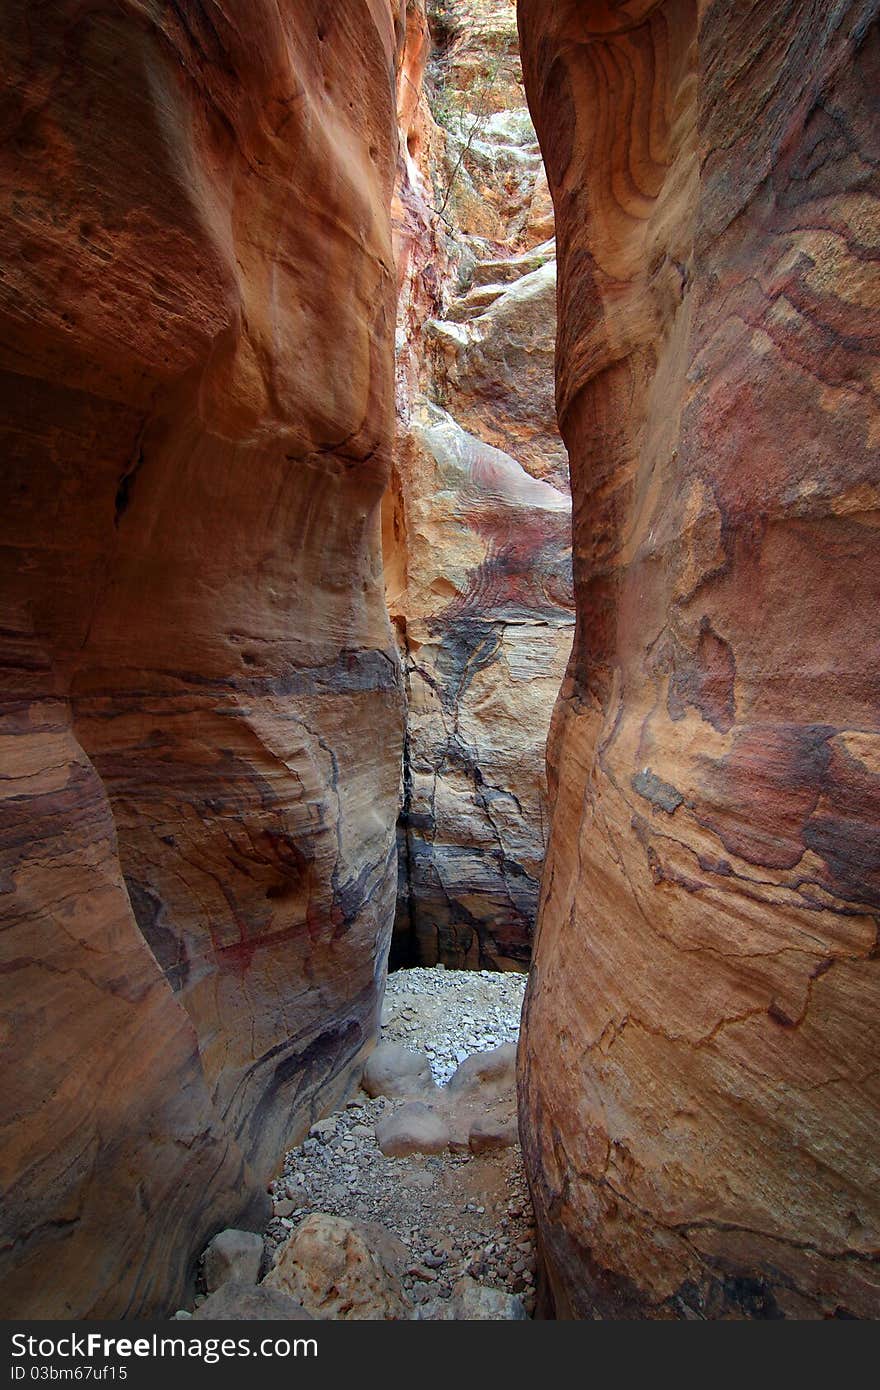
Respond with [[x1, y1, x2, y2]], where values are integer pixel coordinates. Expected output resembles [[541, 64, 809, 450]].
[[0, 0, 404, 1318], [387, 0, 574, 970], [518, 0, 880, 1317]]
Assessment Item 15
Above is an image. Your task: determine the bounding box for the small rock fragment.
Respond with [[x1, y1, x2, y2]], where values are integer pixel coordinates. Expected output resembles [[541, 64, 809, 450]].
[[309, 1117, 337, 1142]]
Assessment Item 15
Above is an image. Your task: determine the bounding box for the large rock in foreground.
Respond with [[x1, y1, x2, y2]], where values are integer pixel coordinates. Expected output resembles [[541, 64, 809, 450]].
[[266, 1214, 412, 1320], [517, 0, 880, 1318], [0, 0, 403, 1317]]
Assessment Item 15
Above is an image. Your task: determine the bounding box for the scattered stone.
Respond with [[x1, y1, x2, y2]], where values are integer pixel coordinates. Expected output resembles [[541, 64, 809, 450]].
[[253, 966, 536, 1322], [381, 969, 526, 1085], [415, 1277, 527, 1321], [265, 1213, 412, 1320], [192, 1280, 313, 1321], [448, 1043, 517, 1098], [309, 1117, 337, 1142]]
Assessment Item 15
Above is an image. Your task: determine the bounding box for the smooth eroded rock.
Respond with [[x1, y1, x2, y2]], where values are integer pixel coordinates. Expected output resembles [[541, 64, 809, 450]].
[[387, 0, 569, 974], [362, 1042, 436, 1099], [517, 0, 880, 1319], [0, 0, 403, 1318], [385, 407, 573, 970], [468, 1115, 519, 1155], [448, 1043, 517, 1097], [375, 1102, 451, 1157]]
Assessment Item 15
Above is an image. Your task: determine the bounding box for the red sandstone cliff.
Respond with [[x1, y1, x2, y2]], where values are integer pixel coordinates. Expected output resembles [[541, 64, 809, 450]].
[[517, 0, 880, 1318], [0, 0, 404, 1317]]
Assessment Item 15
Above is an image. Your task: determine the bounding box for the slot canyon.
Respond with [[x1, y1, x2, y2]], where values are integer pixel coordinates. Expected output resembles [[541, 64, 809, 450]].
[[0, 0, 878, 1322]]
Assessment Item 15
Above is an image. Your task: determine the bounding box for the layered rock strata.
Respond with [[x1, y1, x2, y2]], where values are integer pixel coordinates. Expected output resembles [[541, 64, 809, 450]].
[[388, 0, 573, 969], [0, 0, 404, 1317], [389, 405, 572, 969], [517, 0, 880, 1318]]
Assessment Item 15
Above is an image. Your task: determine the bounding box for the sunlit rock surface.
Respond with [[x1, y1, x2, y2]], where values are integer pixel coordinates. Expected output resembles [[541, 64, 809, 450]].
[[428, 246, 565, 488]]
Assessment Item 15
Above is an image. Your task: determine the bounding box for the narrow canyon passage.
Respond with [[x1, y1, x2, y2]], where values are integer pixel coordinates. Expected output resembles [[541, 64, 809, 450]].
[[188, 2, 566, 1320], [0, 0, 878, 1325], [386, 0, 573, 973]]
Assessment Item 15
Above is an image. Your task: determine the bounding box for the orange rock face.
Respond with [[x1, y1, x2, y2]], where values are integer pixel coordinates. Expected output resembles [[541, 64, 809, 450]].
[[0, 0, 403, 1316], [517, 0, 880, 1317]]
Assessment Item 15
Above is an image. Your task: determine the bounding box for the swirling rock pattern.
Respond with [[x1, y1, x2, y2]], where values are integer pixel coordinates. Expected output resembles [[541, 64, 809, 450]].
[[517, 0, 880, 1317], [0, 0, 403, 1317]]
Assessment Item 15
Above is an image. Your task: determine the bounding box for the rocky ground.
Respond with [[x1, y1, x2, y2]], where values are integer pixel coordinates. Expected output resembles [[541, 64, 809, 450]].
[[381, 965, 527, 1082], [180, 966, 538, 1320]]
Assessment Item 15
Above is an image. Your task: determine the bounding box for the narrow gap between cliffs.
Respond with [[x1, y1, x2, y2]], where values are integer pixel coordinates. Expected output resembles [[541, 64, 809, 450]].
[[383, 0, 574, 982], [185, 1, 567, 1322]]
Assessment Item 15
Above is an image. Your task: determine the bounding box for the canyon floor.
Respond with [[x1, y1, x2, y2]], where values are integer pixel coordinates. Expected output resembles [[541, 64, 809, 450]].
[[179, 967, 538, 1320]]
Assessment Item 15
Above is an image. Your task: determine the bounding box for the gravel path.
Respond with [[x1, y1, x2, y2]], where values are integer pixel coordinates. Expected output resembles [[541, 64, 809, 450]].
[[381, 966, 527, 1084], [264, 965, 537, 1315]]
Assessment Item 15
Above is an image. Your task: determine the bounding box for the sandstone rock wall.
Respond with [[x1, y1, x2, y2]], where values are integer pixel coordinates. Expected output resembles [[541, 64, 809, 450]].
[[517, 0, 880, 1317], [0, 0, 404, 1318], [389, 404, 573, 969], [387, 0, 573, 970]]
